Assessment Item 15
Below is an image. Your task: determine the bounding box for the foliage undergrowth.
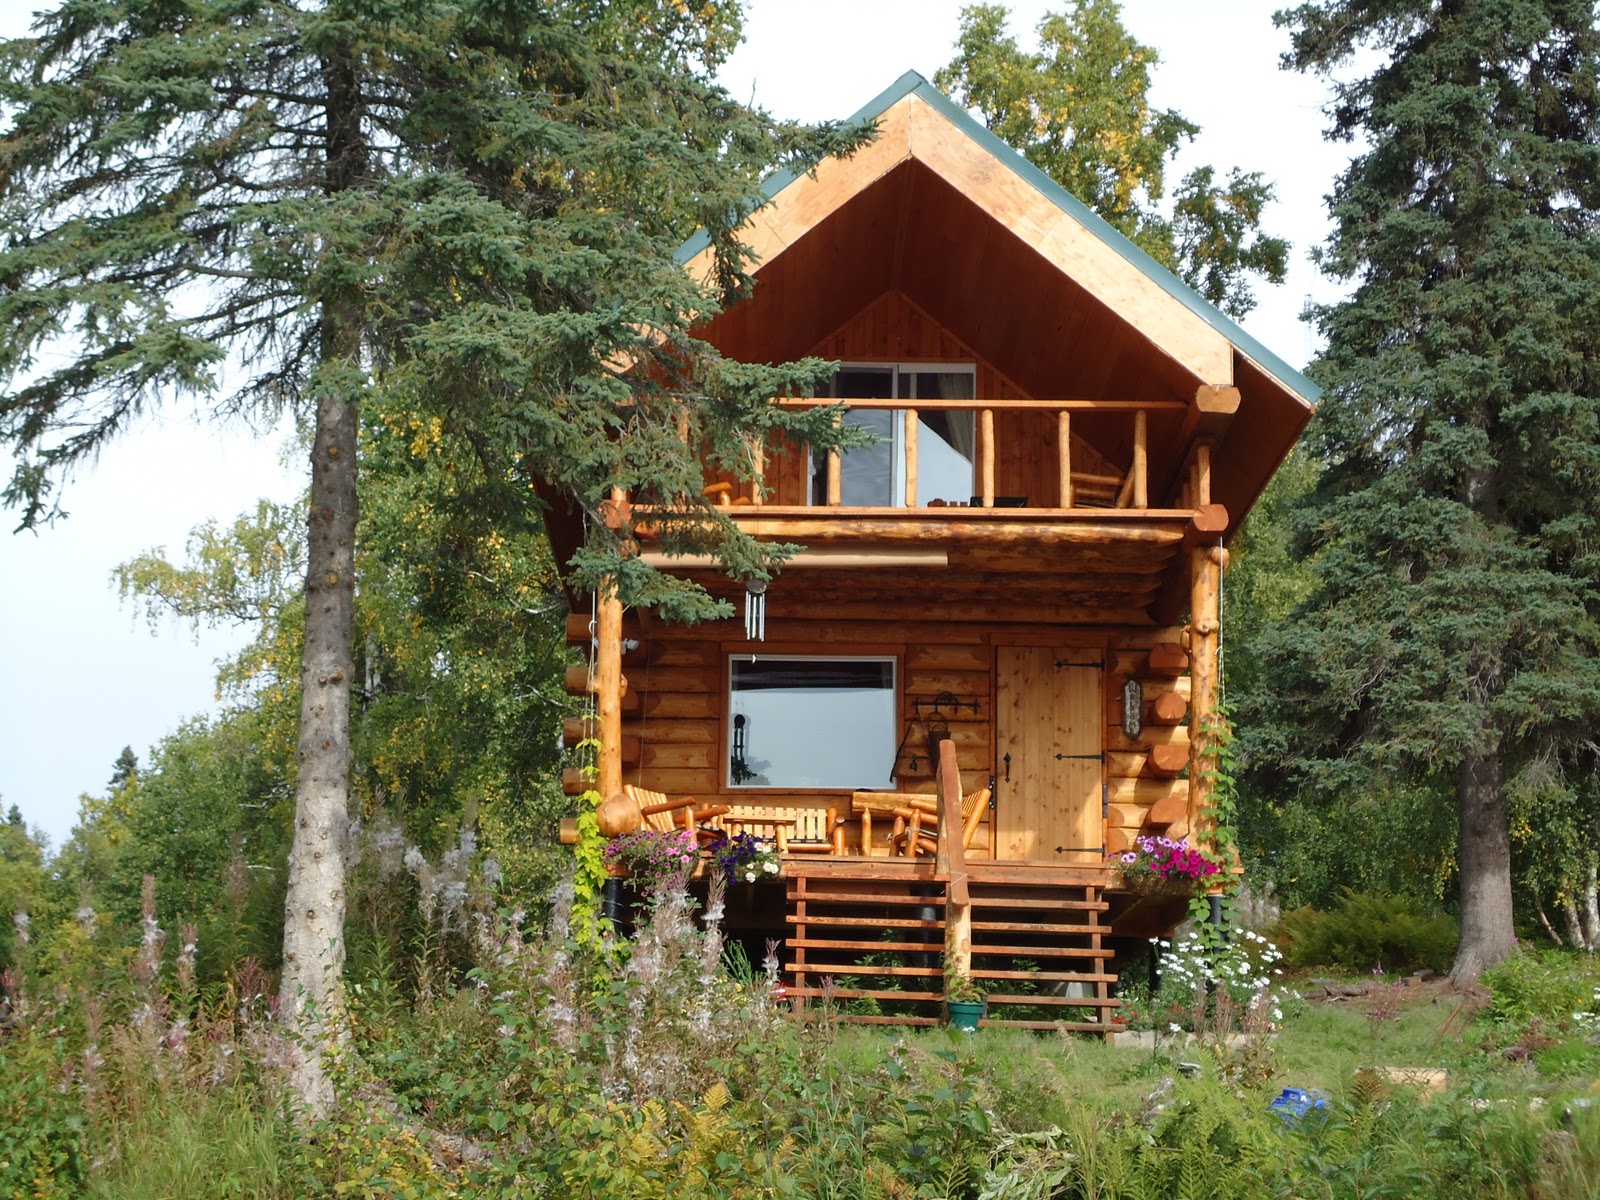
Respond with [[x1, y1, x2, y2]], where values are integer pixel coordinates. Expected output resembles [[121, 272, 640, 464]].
[[1275, 891, 1460, 974], [7, 859, 1600, 1198]]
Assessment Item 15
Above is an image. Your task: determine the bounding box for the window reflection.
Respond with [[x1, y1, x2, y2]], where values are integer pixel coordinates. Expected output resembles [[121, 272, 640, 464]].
[[728, 658, 896, 788], [808, 364, 975, 506]]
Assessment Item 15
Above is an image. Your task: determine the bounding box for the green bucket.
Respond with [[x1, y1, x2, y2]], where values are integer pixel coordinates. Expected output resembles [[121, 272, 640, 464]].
[[947, 1000, 985, 1032]]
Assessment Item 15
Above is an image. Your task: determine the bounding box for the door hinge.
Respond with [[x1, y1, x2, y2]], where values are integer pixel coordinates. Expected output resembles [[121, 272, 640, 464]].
[[1054, 751, 1104, 762], [1055, 846, 1105, 855], [1054, 659, 1104, 669], [1102, 783, 1109, 819]]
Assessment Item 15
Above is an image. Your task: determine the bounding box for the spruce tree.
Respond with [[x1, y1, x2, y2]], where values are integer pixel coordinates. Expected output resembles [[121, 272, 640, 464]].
[[0, 0, 864, 1109], [1269, 0, 1600, 978], [108, 746, 138, 790]]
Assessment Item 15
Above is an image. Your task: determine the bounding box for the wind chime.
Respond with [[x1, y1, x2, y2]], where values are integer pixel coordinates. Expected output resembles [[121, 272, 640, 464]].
[[743, 579, 767, 641]]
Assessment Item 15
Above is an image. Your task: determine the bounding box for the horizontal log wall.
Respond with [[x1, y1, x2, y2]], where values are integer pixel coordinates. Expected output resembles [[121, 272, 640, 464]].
[[598, 607, 1189, 859], [1103, 640, 1192, 852]]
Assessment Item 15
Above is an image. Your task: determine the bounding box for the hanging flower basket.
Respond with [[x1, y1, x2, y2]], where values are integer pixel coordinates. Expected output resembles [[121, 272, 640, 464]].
[[1119, 871, 1198, 900], [1111, 836, 1218, 898]]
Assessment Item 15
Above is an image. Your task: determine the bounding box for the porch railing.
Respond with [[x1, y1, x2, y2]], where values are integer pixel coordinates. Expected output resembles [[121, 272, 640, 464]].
[[759, 397, 1188, 511]]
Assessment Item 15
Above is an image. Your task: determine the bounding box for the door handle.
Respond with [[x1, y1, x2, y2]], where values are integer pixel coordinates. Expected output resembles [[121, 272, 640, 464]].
[[1003, 752, 1011, 782]]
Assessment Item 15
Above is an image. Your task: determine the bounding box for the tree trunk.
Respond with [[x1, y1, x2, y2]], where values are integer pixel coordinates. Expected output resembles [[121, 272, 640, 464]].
[[1583, 861, 1600, 952], [1449, 746, 1516, 983], [1564, 897, 1584, 948], [278, 39, 365, 1118], [1533, 893, 1562, 946]]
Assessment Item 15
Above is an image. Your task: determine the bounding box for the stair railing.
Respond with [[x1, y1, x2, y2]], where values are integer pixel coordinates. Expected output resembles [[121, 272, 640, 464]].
[[934, 738, 973, 986]]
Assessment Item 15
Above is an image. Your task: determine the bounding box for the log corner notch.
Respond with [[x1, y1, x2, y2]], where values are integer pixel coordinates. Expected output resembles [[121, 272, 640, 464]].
[[1187, 540, 1228, 860], [935, 737, 972, 987]]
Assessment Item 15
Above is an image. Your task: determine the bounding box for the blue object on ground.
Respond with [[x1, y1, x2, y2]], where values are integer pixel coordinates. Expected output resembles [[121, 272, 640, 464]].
[[1271, 1087, 1328, 1125]]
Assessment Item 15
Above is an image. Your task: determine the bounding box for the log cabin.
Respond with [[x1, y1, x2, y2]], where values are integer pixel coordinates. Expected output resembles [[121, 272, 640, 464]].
[[556, 72, 1316, 1031]]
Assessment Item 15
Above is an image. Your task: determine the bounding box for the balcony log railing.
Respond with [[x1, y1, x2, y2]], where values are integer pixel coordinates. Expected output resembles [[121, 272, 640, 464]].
[[729, 397, 1190, 514]]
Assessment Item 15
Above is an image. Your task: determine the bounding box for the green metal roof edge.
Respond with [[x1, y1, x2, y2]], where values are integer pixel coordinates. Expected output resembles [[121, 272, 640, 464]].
[[673, 72, 924, 268], [678, 70, 1319, 405]]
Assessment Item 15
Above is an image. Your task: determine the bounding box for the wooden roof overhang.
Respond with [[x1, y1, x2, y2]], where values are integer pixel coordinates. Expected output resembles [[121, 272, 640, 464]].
[[677, 73, 1319, 547]]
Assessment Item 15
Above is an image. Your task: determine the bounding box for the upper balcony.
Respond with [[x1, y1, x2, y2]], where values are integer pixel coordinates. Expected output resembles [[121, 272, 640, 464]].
[[695, 386, 1236, 529]]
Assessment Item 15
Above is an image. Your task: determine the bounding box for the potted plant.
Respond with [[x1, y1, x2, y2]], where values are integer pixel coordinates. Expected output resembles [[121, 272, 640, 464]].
[[945, 967, 986, 1032], [706, 832, 782, 885]]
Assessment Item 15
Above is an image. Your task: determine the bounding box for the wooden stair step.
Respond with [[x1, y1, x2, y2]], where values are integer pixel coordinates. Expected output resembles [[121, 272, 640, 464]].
[[968, 896, 1109, 912], [788, 914, 944, 930], [788, 938, 949, 953], [968, 942, 1114, 958], [787, 987, 943, 1002], [972, 969, 1117, 983], [971, 920, 1103, 934], [983, 993, 1120, 1008], [787, 890, 947, 907], [786, 962, 941, 979]]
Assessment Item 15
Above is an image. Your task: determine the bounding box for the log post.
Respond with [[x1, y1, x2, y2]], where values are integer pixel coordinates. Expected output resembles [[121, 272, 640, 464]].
[[980, 408, 995, 508], [1187, 542, 1225, 846], [935, 738, 972, 983], [596, 579, 624, 802], [1132, 409, 1148, 509], [1196, 442, 1211, 508], [904, 408, 918, 507], [1058, 411, 1073, 508]]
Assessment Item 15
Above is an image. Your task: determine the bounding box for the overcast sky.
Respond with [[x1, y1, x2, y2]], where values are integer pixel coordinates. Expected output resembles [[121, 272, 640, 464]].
[[0, 1, 1349, 850]]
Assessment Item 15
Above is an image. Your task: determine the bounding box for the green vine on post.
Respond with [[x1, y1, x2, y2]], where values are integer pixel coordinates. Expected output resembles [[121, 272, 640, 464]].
[[568, 737, 608, 947], [1190, 703, 1240, 932]]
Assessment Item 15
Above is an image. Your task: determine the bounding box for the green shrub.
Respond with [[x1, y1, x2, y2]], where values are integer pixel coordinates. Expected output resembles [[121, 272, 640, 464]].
[[1482, 949, 1600, 1027], [0, 1030, 87, 1200], [1274, 892, 1458, 973]]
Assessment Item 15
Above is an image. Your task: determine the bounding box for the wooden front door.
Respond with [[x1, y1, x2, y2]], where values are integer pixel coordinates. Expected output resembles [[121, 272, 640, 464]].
[[994, 646, 1104, 863]]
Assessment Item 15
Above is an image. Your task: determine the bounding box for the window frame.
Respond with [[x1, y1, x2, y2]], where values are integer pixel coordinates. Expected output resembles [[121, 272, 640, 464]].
[[725, 653, 900, 791]]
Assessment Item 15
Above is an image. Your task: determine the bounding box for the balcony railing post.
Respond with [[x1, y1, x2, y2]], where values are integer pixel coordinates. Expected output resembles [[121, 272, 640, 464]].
[[1133, 409, 1148, 509], [980, 408, 995, 508], [825, 405, 843, 506], [904, 408, 918, 508], [1058, 410, 1072, 508]]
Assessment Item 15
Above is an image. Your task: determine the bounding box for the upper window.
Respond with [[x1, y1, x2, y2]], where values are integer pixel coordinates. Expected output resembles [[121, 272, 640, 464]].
[[728, 656, 897, 789], [809, 365, 976, 506]]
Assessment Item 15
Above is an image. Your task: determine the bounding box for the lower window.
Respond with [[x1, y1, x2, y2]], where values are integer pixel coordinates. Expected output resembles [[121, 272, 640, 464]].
[[728, 656, 897, 789]]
